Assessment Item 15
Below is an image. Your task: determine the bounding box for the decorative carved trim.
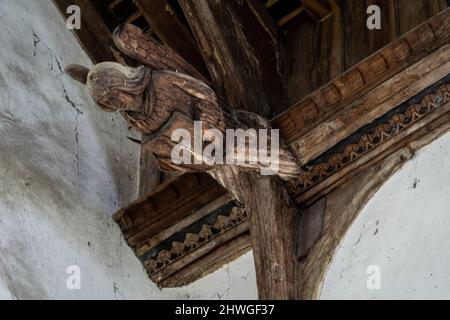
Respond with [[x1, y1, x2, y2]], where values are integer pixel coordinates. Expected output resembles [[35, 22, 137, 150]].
[[112, 172, 251, 287], [272, 8, 450, 144], [293, 81, 450, 196], [113, 173, 227, 246], [143, 207, 248, 275]]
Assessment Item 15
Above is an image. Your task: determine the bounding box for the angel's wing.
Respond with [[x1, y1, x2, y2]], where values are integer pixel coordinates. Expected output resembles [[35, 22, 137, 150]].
[[113, 24, 207, 83]]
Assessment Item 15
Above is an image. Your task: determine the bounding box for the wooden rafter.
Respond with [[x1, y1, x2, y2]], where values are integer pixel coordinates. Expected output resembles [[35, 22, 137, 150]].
[[111, 8, 450, 297], [133, 0, 209, 78], [179, 0, 286, 118], [178, 0, 300, 299]]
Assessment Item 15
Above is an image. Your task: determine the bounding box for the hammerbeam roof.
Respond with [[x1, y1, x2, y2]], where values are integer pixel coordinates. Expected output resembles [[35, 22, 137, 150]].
[[54, 0, 450, 290]]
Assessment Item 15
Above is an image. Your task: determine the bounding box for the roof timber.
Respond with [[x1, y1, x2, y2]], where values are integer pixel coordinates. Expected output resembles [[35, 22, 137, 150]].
[[273, 8, 450, 205], [110, 9, 450, 294], [179, 0, 287, 118], [113, 173, 251, 287], [133, 0, 209, 78], [55, 0, 450, 298], [179, 0, 300, 299], [273, 9, 450, 152]]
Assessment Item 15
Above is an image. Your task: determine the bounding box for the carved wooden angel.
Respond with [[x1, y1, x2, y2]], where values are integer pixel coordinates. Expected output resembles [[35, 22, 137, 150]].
[[66, 24, 301, 178]]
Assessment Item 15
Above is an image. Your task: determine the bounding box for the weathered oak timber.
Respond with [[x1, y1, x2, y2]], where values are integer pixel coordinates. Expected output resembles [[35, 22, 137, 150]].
[[283, 8, 450, 299], [53, 3, 164, 198], [241, 173, 299, 299], [133, 0, 209, 78], [292, 44, 450, 164], [284, 0, 449, 108], [179, 0, 301, 299], [274, 9, 450, 149], [210, 168, 300, 299], [296, 80, 450, 206], [298, 147, 415, 299], [73, 24, 300, 179], [113, 24, 207, 82], [62, 1, 450, 300], [298, 120, 450, 299], [179, 0, 286, 118], [113, 172, 251, 287], [159, 232, 251, 288], [66, 17, 301, 296]]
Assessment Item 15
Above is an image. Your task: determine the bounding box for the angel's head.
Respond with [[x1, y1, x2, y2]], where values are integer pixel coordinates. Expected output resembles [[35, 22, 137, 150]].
[[65, 62, 151, 112]]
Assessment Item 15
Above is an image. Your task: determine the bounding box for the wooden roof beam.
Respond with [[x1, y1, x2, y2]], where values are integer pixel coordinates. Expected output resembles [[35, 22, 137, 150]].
[[272, 8, 450, 206], [302, 0, 332, 20], [179, 0, 287, 118], [178, 0, 300, 300], [133, 0, 209, 79]]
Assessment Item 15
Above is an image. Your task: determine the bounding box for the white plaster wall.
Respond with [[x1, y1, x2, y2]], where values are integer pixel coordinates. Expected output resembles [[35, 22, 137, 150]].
[[320, 132, 450, 300], [0, 0, 257, 300]]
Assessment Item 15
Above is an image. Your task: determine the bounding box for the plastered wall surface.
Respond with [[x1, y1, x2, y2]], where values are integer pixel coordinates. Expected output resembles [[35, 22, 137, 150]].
[[0, 0, 257, 300], [320, 133, 450, 299]]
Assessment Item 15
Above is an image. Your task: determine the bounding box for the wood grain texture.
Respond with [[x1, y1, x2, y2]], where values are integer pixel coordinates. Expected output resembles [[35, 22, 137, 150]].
[[159, 232, 252, 288], [291, 45, 450, 165], [113, 23, 206, 81], [242, 173, 299, 300], [163, 1, 303, 297], [137, 148, 160, 197], [397, 0, 430, 35], [298, 147, 414, 299], [209, 167, 300, 299], [343, 0, 372, 69], [368, 0, 398, 50], [61, 0, 450, 298], [149, 219, 249, 284], [296, 88, 450, 206], [285, 18, 319, 105], [114, 173, 227, 246], [113, 171, 252, 288], [179, 0, 286, 118], [274, 9, 450, 146], [282, 0, 449, 111], [133, 0, 209, 78]]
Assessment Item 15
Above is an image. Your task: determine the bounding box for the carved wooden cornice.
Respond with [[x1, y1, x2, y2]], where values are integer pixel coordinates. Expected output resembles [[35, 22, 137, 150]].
[[294, 80, 450, 206], [113, 173, 251, 287], [145, 206, 248, 284], [273, 9, 450, 206], [273, 10, 450, 152], [109, 10, 450, 289]]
